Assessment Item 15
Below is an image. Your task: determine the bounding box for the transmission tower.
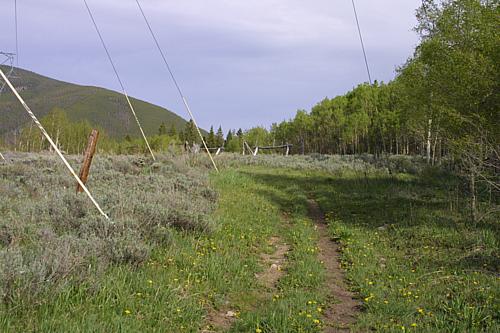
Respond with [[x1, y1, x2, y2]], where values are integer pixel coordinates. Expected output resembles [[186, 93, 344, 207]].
[[0, 52, 16, 95]]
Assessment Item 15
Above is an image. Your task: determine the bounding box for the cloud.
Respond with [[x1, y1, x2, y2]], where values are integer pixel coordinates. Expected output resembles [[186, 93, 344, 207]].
[[0, 0, 422, 130]]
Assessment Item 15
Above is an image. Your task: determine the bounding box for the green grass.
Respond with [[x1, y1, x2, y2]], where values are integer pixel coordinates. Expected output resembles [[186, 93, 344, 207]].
[[1, 154, 498, 332], [238, 166, 499, 332], [317, 172, 500, 332], [228, 168, 327, 333], [0, 160, 328, 332]]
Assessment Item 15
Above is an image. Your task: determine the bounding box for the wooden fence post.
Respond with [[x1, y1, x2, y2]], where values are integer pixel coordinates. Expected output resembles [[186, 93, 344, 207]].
[[76, 129, 99, 193]]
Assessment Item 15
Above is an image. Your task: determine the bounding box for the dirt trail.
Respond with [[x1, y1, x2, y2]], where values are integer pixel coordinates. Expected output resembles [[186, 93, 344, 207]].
[[202, 236, 289, 332], [307, 199, 360, 333], [256, 236, 289, 289]]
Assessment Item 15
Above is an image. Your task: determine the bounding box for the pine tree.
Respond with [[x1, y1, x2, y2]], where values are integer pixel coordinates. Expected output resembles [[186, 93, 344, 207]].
[[216, 126, 224, 147], [183, 120, 198, 144], [158, 123, 167, 136], [207, 126, 216, 147], [168, 124, 177, 137], [225, 130, 233, 148]]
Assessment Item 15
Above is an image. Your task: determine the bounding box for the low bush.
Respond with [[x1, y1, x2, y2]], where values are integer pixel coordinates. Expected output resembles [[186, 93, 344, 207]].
[[0, 153, 216, 307]]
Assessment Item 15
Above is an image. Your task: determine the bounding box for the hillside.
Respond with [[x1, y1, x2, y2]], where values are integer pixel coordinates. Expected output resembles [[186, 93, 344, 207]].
[[0, 66, 189, 139]]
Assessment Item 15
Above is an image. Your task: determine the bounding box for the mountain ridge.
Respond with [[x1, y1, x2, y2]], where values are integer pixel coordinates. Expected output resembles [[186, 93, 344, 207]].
[[0, 66, 190, 139]]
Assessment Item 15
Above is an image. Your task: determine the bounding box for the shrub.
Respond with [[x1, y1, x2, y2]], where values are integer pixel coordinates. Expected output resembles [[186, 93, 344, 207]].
[[0, 153, 216, 307]]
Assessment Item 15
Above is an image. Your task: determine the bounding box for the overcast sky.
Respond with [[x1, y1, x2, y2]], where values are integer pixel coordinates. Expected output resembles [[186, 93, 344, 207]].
[[0, 0, 421, 131]]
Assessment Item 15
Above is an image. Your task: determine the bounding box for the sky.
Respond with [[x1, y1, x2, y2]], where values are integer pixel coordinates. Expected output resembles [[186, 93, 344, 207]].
[[0, 0, 422, 131]]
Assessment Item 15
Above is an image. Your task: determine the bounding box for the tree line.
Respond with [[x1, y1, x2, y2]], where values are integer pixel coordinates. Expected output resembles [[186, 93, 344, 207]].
[[6, 109, 248, 155], [2, 0, 496, 222], [242, 0, 498, 222], [249, 1, 498, 165]]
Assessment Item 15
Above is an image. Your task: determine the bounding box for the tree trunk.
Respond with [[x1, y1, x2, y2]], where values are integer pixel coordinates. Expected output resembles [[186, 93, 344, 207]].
[[426, 118, 433, 164], [432, 132, 439, 165], [470, 170, 477, 224]]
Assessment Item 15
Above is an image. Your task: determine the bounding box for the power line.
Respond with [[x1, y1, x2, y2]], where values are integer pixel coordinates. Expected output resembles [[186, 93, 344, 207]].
[[351, 0, 372, 85], [82, 0, 156, 160], [0, 67, 110, 220], [14, 0, 18, 67], [134, 0, 219, 173]]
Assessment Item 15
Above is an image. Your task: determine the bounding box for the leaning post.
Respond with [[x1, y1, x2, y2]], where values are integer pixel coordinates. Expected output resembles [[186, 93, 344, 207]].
[[76, 129, 99, 194]]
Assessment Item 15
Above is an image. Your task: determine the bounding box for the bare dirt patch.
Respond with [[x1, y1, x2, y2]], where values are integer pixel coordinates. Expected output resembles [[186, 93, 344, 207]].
[[202, 236, 289, 332], [256, 236, 289, 289], [307, 199, 361, 333], [202, 308, 238, 333]]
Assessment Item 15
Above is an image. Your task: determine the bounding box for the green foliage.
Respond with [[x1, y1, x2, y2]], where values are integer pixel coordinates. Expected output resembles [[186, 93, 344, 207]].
[[266, 81, 418, 156], [16, 108, 94, 154], [216, 126, 225, 148], [168, 124, 178, 137], [207, 126, 216, 148], [246, 0, 498, 177], [0, 67, 188, 139], [225, 139, 240, 153], [225, 129, 233, 145], [182, 119, 199, 145], [225, 134, 242, 153], [12, 108, 182, 155], [158, 122, 167, 136], [244, 127, 271, 148]]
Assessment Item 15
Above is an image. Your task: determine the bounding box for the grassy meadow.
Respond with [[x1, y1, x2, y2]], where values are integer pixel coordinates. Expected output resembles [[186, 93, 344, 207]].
[[0, 153, 498, 332]]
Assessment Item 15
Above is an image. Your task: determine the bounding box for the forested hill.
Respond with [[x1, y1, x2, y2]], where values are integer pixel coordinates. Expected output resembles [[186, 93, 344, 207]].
[[0, 66, 188, 139]]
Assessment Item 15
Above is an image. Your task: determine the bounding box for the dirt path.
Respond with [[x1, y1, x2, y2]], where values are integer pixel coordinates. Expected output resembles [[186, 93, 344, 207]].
[[202, 236, 289, 332], [255, 236, 289, 289], [307, 199, 360, 333]]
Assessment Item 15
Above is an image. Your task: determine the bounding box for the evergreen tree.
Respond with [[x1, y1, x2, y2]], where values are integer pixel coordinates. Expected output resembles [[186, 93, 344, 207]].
[[216, 126, 224, 147], [182, 120, 198, 144], [207, 126, 216, 147], [168, 124, 177, 137], [158, 123, 167, 136], [225, 130, 233, 148]]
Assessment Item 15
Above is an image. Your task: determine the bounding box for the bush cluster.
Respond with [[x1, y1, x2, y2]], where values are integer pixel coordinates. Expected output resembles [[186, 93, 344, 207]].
[[217, 153, 430, 175], [0, 153, 216, 306]]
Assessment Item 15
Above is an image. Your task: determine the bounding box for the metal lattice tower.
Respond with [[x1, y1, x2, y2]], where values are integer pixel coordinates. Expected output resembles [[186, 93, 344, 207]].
[[0, 52, 16, 95]]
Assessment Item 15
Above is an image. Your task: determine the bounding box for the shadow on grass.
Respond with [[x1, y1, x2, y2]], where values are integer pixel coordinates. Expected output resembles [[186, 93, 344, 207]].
[[239, 169, 500, 274]]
